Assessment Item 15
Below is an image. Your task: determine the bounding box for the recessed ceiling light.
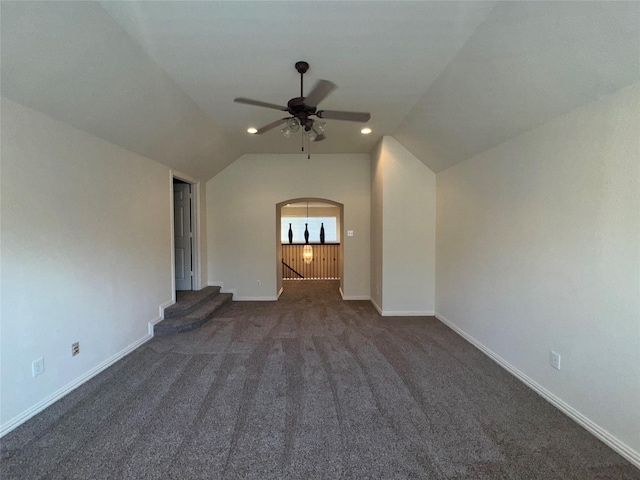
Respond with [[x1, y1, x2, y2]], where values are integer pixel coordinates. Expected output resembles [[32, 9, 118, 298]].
[[361, 127, 372, 135], [247, 127, 258, 134]]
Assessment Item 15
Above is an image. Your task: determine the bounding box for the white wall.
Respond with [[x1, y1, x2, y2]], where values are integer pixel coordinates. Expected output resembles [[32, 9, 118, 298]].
[[197, 181, 208, 287], [436, 84, 640, 461], [0, 98, 173, 434], [207, 154, 370, 299], [370, 141, 384, 309], [371, 136, 436, 315]]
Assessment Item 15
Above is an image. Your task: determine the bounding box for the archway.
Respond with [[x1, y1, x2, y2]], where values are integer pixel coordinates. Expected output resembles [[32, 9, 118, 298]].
[[275, 198, 344, 297]]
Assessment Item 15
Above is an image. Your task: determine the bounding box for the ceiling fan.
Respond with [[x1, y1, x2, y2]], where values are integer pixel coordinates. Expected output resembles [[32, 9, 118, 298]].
[[234, 61, 371, 143]]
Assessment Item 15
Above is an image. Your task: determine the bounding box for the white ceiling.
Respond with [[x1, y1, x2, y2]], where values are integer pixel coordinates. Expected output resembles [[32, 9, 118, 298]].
[[2, 1, 639, 179]]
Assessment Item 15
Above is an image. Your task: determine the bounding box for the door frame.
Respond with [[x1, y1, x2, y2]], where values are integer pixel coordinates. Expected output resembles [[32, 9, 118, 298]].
[[170, 170, 201, 300], [276, 197, 344, 297]]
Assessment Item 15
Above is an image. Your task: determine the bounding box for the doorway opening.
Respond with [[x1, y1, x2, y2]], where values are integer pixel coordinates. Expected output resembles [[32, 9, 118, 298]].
[[275, 198, 344, 297], [172, 176, 199, 292]]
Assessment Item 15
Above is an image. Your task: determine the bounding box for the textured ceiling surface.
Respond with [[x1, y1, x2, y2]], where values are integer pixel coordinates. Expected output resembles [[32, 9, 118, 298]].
[[2, 1, 639, 179]]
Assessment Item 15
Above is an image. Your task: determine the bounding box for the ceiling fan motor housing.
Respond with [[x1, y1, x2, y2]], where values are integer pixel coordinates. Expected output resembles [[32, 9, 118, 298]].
[[287, 97, 317, 128]]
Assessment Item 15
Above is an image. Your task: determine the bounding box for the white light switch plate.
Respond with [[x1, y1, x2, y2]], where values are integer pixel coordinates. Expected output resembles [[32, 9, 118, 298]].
[[550, 351, 561, 370], [32, 358, 44, 377]]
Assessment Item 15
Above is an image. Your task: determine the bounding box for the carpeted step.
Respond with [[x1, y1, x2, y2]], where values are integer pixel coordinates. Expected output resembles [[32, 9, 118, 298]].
[[163, 286, 222, 319], [154, 292, 232, 337]]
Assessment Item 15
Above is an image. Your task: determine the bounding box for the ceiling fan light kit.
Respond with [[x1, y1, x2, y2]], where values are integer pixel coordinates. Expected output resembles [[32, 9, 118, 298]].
[[235, 61, 371, 152]]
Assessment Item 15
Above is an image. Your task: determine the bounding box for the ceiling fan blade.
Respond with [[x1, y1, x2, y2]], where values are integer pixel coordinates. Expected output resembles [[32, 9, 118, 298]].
[[304, 80, 337, 107], [316, 110, 371, 123], [234, 97, 288, 111], [255, 118, 289, 135], [314, 134, 327, 142]]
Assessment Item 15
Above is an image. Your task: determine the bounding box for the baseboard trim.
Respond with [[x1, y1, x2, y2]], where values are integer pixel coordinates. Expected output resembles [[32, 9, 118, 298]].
[[371, 298, 383, 315], [149, 300, 175, 335], [232, 296, 278, 301], [0, 332, 153, 438], [158, 300, 174, 321], [381, 309, 435, 317], [370, 298, 434, 317], [339, 287, 370, 301], [277, 287, 284, 299], [148, 317, 160, 335], [434, 312, 640, 469]]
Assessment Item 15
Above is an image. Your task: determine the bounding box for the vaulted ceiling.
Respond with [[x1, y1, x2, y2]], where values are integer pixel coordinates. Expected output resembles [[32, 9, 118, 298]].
[[2, 1, 639, 180]]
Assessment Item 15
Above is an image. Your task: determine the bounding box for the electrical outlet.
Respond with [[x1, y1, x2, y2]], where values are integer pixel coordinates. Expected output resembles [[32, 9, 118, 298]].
[[347, 230, 354, 237], [32, 358, 45, 377], [256, 280, 261, 287], [72, 342, 80, 356], [550, 351, 561, 370]]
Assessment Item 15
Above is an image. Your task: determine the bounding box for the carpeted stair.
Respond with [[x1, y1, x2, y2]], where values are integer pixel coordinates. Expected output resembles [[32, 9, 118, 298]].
[[154, 286, 232, 337]]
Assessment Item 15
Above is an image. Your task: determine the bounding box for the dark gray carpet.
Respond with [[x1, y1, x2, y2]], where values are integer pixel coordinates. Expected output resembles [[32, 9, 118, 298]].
[[2, 281, 638, 479]]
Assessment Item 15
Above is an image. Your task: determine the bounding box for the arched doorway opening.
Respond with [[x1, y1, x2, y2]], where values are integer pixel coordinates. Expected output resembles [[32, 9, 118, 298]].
[[275, 198, 344, 297]]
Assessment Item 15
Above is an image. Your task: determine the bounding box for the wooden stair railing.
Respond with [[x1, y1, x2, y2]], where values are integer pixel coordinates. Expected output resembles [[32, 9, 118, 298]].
[[282, 260, 304, 279]]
